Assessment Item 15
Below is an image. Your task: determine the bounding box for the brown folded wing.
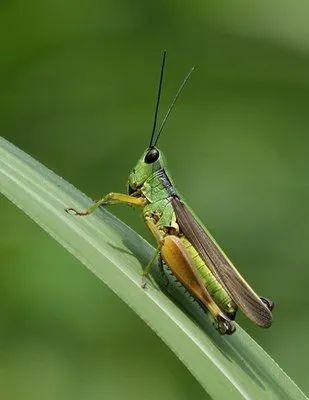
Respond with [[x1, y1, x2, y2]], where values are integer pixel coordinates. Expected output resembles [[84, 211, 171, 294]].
[[172, 196, 272, 327]]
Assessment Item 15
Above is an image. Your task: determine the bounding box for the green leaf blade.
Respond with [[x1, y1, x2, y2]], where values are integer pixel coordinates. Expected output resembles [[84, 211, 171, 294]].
[[0, 136, 307, 400]]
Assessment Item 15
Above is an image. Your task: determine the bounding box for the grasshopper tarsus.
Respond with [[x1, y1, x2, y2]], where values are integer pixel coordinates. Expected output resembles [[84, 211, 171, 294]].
[[65, 208, 89, 216], [216, 315, 236, 335], [141, 272, 149, 289], [141, 278, 148, 290]]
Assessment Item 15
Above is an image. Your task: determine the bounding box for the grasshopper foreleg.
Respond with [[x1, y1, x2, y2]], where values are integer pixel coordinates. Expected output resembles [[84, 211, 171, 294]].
[[65, 192, 147, 216]]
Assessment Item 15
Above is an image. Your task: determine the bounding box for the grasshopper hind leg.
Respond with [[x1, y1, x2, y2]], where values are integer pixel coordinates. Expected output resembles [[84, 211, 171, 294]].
[[159, 256, 236, 335], [260, 297, 275, 311], [216, 315, 236, 335], [161, 235, 236, 335]]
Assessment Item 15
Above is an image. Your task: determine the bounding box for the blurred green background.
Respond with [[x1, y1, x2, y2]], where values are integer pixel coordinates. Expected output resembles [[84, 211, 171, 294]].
[[1, 1, 309, 399]]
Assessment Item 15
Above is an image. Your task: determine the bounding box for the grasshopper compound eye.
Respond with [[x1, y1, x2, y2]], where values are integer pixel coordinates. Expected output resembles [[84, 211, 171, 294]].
[[144, 147, 160, 163]]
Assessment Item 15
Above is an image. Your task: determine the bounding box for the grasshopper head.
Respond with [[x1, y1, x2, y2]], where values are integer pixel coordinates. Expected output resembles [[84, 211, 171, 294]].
[[127, 146, 164, 194], [127, 51, 192, 194]]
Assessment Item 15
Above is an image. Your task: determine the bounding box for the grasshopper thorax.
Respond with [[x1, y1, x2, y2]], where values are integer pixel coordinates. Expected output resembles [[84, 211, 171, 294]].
[[127, 146, 164, 194]]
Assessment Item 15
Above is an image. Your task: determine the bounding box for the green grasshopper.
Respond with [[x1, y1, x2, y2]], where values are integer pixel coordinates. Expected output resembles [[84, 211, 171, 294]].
[[66, 51, 274, 335]]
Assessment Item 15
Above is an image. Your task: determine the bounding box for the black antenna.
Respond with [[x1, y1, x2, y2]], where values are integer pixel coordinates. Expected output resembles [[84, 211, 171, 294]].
[[149, 50, 167, 148], [154, 67, 194, 146]]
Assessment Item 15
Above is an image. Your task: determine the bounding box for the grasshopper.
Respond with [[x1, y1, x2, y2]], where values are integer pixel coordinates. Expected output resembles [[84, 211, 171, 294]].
[[66, 51, 274, 334]]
